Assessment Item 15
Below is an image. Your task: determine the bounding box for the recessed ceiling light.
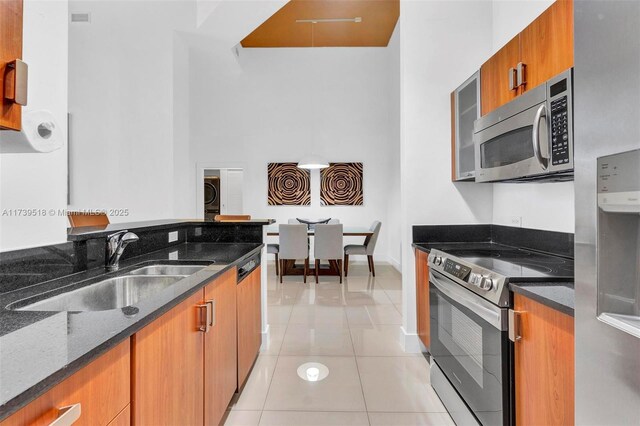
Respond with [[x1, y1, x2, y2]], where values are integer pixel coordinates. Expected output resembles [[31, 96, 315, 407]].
[[297, 362, 329, 382]]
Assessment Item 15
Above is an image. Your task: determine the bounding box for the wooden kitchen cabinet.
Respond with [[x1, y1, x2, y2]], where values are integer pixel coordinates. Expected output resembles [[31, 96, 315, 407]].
[[0, 0, 24, 130], [0, 340, 130, 426], [204, 268, 238, 426], [107, 405, 130, 426], [514, 294, 574, 426], [481, 35, 520, 116], [415, 249, 430, 348], [237, 266, 262, 388], [520, 0, 574, 93], [480, 0, 574, 116], [132, 291, 205, 426]]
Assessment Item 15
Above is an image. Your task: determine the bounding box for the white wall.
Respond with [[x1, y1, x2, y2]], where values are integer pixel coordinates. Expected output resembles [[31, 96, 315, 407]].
[[491, 0, 575, 233], [399, 0, 494, 349], [185, 36, 401, 262], [0, 0, 69, 251], [68, 0, 196, 222], [386, 25, 402, 270]]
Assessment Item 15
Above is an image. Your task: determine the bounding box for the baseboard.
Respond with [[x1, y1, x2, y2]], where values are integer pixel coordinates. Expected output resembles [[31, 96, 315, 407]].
[[400, 326, 424, 354], [260, 324, 270, 351], [388, 256, 402, 273]]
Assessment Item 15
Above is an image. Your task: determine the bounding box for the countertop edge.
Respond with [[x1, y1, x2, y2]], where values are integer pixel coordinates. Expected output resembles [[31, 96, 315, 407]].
[[0, 244, 263, 421], [508, 282, 575, 317], [67, 219, 276, 241]]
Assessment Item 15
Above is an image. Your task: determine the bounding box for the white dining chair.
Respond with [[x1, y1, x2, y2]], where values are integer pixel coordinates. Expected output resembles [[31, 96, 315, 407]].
[[278, 224, 309, 283], [344, 221, 381, 277], [267, 243, 279, 275], [314, 224, 344, 284]]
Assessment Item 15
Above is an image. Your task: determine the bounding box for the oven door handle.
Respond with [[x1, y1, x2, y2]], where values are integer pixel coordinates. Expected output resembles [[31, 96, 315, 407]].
[[430, 271, 507, 331], [532, 103, 549, 170]]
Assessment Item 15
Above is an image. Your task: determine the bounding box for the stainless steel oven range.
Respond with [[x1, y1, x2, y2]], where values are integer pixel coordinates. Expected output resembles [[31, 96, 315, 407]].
[[426, 243, 573, 426]]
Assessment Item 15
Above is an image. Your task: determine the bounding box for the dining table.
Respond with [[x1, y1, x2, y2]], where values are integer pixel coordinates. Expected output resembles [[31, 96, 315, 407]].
[[266, 224, 374, 278], [266, 225, 373, 237]]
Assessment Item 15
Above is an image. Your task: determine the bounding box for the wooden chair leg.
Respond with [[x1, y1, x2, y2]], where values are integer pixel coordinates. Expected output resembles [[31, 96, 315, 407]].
[[315, 259, 320, 283], [275, 254, 279, 276], [368, 255, 376, 277], [344, 254, 349, 277], [303, 258, 308, 284], [338, 259, 343, 284], [367, 256, 372, 273], [279, 259, 283, 283]]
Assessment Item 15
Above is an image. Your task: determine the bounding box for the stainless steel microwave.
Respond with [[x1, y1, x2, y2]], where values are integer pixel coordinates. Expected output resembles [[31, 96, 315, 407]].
[[474, 68, 574, 183]]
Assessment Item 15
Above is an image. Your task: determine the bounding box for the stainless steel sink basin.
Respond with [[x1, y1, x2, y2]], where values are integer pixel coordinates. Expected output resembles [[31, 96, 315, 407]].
[[13, 275, 187, 312], [129, 264, 207, 276]]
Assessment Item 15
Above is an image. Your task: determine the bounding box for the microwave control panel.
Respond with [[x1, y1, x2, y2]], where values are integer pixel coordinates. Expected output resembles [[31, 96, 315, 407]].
[[550, 95, 570, 165]]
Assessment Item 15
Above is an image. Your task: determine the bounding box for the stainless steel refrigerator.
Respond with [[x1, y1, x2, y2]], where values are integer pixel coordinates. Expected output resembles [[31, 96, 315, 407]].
[[574, 1, 640, 423]]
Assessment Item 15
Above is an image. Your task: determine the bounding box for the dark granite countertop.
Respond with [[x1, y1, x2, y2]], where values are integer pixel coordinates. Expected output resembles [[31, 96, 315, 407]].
[[0, 242, 262, 420], [67, 219, 276, 241], [509, 282, 574, 317], [412, 242, 575, 316]]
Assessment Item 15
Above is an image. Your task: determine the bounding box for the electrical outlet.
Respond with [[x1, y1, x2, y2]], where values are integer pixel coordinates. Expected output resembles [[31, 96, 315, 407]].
[[169, 250, 178, 260], [195, 227, 202, 237], [509, 216, 522, 227], [168, 231, 178, 243]]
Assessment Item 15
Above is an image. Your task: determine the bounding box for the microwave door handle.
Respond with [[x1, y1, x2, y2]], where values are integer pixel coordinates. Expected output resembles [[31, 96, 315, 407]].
[[532, 104, 549, 170]]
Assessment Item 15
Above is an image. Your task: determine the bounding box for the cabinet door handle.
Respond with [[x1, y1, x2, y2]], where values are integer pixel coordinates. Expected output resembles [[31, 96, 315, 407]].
[[49, 403, 81, 426], [196, 304, 211, 332], [508, 310, 523, 342], [4, 59, 28, 106], [516, 62, 526, 88], [508, 67, 517, 91], [206, 299, 216, 327]]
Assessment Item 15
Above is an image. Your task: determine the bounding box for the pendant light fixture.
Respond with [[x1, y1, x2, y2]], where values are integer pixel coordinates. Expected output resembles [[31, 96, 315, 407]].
[[296, 16, 362, 170]]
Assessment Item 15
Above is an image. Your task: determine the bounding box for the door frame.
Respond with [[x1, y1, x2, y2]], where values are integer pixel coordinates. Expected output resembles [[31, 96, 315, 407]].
[[195, 161, 247, 219]]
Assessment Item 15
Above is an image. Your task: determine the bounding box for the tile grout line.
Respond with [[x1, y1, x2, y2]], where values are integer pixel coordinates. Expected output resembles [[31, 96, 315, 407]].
[[345, 295, 372, 426], [259, 275, 298, 417]]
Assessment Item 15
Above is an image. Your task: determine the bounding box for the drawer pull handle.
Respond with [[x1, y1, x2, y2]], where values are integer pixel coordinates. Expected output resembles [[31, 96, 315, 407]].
[[508, 310, 523, 342], [49, 403, 81, 426], [4, 59, 28, 106], [206, 299, 216, 327], [196, 303, 211, 332]]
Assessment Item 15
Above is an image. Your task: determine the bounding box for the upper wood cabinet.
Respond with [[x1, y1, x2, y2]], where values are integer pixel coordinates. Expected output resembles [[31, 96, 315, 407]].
[[415, 249, 430, 349], [481, 35, 520, 116], [132, 291, 205, 425], [481, 0, 574, 115], [513, 294, 574, 426], [204, 268, 238, 426], [0, 340, 130, 426], [0, 0, 24, 131], [237, 266, 262, 388], [520, 0, 574, 91]]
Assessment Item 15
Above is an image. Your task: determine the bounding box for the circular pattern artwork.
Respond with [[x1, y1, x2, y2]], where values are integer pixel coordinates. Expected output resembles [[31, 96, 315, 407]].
[[268, 163, 311, 205], [321, 162, 363, 206]]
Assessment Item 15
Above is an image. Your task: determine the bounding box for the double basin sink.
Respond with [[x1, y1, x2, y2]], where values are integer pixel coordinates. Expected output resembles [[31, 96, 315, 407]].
[[8, 264, 208, 313]]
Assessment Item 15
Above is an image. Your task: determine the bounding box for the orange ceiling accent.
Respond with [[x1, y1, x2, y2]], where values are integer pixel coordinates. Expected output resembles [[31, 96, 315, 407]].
[[240, 0, 399, 48]]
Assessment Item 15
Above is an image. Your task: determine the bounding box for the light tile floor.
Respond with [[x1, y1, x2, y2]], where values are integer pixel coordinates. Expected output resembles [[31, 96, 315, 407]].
[[224, 262, 453, 426]]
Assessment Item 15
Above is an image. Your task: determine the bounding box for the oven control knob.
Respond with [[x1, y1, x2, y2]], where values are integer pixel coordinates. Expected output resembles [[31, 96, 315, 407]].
[[469, 273, 479, 286], [434, 256, 443, 266], [480, 276, 494, 290]]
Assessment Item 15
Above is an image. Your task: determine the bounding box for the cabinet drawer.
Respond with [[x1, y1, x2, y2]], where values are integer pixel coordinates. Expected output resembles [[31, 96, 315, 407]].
[[1, 340, 130, 426]]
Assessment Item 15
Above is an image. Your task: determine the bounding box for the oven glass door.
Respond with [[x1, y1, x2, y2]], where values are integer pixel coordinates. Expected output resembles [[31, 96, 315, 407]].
[[474, 101, 549, 182], [429, 271, 511, 426]]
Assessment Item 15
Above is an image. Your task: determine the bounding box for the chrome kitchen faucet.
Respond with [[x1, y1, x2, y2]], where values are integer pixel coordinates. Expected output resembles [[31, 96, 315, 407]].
[[106, 230, 139, 271]]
